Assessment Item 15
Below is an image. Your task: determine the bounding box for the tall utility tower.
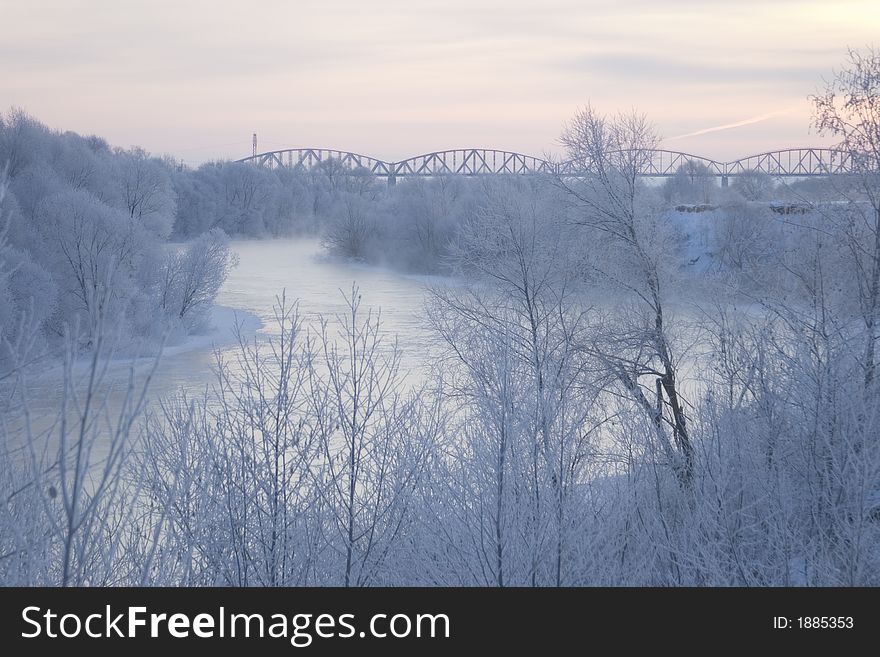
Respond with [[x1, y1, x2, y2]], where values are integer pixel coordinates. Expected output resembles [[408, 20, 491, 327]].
[[252, 133, 257, 157]]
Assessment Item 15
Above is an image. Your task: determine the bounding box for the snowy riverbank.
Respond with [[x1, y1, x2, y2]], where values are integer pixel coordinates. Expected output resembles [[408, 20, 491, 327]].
[[1, 303, 263, 420], [156, 303, 263, 362]]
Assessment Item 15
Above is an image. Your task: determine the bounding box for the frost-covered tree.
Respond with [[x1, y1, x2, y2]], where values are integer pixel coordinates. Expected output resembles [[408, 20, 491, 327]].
[[425, 179, 597, 585], [731, 168, 774, 201], [559, 106, 695, 488], [0, 111, 233, 350], [321, 192, 379, 260], [0, 109, 51, 178], [306, 288, 437, 585], [384, 176, 478, 272], [113, 146, 176, 238], [714, 200, 781, 284], [0, 297, 158, 585], [663, 159, 716, 205], [30, 189, 146, 343], [138, 297, 320, 585], [812, 46, 880, 390], [159, 227, 236, 332]]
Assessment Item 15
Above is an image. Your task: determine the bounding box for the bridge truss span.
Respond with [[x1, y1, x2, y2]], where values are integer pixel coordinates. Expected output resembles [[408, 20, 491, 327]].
[[236, 146, 861, 181], [557, 149, 724, 177], [726, 148, 854, 177], [393, 149, 556, 177], [641, 149, 725, 177], [249, 148, 395, 177]]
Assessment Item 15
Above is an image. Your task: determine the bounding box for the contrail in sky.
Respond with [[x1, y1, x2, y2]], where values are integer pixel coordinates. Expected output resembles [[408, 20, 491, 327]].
[[663, 105, 802, 141]]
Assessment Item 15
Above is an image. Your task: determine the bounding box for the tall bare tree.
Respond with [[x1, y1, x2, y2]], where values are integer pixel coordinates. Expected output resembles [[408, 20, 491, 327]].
[[812, 47, 880, 391], [558, 107, 695, 488]]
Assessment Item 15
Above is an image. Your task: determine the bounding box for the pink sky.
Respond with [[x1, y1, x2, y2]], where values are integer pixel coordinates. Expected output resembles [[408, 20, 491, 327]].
[[2, 0, 877, 165]]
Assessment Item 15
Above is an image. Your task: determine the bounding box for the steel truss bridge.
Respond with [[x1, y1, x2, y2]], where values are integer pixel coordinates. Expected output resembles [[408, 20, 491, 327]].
[[236, 147, 855, 185]]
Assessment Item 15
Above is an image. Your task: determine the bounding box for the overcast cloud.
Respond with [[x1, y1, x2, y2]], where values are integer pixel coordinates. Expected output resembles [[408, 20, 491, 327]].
[[1, 0, 877, 163]]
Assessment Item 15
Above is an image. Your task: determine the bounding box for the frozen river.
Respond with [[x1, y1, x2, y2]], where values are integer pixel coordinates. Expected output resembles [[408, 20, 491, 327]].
[[217, 237, 438, 377], [7, 236, 708, 452], [6, 238, 439, 443]]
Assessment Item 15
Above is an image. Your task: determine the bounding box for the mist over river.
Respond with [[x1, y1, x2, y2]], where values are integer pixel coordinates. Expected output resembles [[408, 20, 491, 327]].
[[218, 238, 439, 378]]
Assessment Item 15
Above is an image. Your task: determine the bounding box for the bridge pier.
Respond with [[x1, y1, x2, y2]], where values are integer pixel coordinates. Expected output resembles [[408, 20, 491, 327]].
[[387, 173, 396, 186], [721, 175, 729, 188]]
